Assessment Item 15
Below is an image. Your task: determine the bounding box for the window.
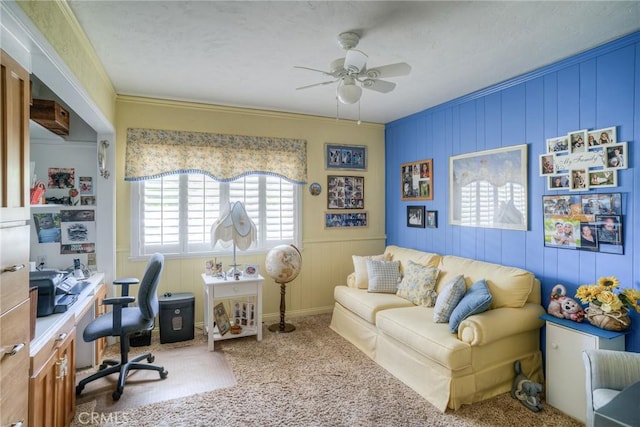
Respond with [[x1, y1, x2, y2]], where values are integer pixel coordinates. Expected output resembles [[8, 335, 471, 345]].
[[131, 174, 300, 257]]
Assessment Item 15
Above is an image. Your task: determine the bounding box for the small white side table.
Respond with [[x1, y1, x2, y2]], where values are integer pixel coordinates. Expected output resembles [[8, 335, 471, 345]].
[[201, 273, 263, 351], [541, 314, 626, 423]]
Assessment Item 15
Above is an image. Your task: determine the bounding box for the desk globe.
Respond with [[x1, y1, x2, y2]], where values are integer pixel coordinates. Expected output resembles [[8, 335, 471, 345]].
[[265, 244, 302, 332]]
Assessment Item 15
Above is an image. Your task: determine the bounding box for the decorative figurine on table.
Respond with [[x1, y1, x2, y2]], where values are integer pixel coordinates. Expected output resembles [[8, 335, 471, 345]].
[[548, 284, 585, 322]]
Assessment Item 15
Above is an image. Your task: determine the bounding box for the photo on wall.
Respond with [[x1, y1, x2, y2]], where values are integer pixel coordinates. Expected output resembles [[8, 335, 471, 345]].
[[542, 193, 622, 254]]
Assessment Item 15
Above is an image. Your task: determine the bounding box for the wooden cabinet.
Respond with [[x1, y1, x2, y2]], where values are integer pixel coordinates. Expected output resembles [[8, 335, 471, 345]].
[[1, 49, 31, 223], [94, 284, 107, 366], [544, 316, 625, 423], [29, 317, 76, 427], [1, 49, 31, 427]]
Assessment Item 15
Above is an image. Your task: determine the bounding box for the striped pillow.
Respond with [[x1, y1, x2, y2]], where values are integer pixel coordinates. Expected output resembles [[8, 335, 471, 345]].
[[433, 274, 466, 323], [366, 260, 401, 293]]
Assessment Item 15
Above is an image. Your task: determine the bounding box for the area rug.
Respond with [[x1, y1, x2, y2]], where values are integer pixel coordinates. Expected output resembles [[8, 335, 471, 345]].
[[72, 313, 582, 427], [75, 339, 235, 413]]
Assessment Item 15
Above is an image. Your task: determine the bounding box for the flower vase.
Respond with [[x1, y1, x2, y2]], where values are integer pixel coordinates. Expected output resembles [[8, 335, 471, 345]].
[[585, 303, 631, 331]]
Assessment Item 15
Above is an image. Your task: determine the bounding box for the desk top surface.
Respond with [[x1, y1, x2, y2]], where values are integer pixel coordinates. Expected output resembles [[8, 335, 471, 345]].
[[31, 272, 104, 356], [201, 273, 264, 285]]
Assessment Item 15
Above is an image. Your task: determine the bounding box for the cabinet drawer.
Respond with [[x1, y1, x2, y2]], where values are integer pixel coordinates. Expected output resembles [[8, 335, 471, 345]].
[[0, 225, 29, 315], [1, 300, 30, 427], [213, 281, 258, 299], [31, 315, 75, 376]]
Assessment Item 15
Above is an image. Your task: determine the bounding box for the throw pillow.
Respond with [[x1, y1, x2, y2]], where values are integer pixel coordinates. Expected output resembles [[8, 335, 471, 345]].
[[433, 274, 466, 323], [366, 259, 401, 293], [352, 254, 389, 289], [396, 260, 440, 307], [448, 279, 493, 333]]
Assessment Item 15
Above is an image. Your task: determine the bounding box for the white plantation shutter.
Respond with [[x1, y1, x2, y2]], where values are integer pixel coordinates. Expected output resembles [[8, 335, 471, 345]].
[[132, 174, 300, 256]]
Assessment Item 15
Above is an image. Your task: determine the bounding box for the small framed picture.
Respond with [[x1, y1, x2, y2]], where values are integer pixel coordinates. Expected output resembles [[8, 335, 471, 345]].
[[568, 129, 588, 154], [401, 159, 433, 201], [426, 210, 438, 228], [407, 206, 425, 228], [325, 212, 368, 228], [539, 154, 555, 176], [604, 142, 627, 169], [213, 302, 231, 336], [588, 170, 617, 188], [243, 264, 259, 278], [547, 174, 570, 190], [587, 127, 616, 147], [325, 143, 367, 170], [327, 175, 364, 209], [569, 169, 588, 191], [546, 136, 568, 153]]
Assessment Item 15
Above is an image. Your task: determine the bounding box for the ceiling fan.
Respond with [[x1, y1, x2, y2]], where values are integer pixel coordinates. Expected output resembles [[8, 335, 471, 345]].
[[295, 32, 411, 105]]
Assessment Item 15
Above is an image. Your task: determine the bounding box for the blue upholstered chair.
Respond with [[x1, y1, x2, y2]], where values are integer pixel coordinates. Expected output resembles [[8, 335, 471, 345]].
[[76, 253, 168, 400], [582, 349, 640, 427]]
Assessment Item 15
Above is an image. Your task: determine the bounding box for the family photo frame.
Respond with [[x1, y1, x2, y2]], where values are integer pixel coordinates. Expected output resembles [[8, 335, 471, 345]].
[[542, 192, 623, 254], [327, 175, 364, 209], [401, 159, 433, 201], [213, 302, 231, 336], [325, 143, 367, 170], [325, 212, 368, 228], [541, 125, 624, 192], [407, 206, 425, 228]]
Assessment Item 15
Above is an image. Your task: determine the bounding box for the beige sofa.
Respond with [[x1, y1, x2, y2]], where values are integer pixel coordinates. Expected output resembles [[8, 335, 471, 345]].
[[329, 245, 545, 412]]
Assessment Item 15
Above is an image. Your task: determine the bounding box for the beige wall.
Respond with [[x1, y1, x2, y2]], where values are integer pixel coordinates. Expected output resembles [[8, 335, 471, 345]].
[[115, 96, 386, 325]]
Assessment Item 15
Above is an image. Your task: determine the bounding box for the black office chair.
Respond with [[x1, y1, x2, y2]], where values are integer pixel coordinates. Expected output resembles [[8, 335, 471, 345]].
[[76, 253, 168, 400]]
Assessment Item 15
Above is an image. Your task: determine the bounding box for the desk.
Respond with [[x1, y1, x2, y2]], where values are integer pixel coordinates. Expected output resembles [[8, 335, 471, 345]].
[[201, 274, 263, 351], [594, 381, 640, 427]]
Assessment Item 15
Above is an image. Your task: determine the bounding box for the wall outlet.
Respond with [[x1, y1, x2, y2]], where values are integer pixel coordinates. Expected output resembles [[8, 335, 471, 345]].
[[36, 255, 47, 269]]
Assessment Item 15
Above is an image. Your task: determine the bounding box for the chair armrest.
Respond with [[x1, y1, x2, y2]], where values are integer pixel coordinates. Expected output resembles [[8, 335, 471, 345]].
[[102, 296, 136, 306], [113, 277, 140, 297], [102, 296, 136, 334], [583, 349, 640, 391], [457, 303, 545, 345]]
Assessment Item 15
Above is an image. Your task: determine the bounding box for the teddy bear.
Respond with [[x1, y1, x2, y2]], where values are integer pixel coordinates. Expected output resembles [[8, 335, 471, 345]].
[[548, 284, 585, 322], [511, 360, 543, 412]]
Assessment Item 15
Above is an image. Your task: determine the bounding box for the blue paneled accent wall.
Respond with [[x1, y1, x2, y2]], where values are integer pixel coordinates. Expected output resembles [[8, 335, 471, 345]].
[[385, 31, 640, 353]]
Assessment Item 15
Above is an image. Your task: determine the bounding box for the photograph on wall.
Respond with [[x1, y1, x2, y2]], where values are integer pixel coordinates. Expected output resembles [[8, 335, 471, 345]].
[[547, 174, 569, 190], [588, 170, 617, 188], [449, 144, 527, 231], [79, 176, 93, 194], [542, 193, 622, 254], [604, 142, 627, 169], [48, 167, 75, 189], [401, 159, 433, 201], [426, 210, 438, 228], [33, 212, 61, 243], [546, 136, 568, 153], [60, 209, 96, 254], [568, 130, 588, 153], [325, 144, 367, 170], [587, 127, 616, 148], [81, 196, 96, 206], [325, 212, 368, 228], [407, 206, 425, 228], [569, 169, 588, 191], [327, 175, 364, 209], [539, 154, 555, 176]]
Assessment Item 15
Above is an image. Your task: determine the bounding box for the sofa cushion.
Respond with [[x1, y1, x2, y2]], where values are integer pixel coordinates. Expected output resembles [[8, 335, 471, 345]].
[[334, 286, 414, 324], [437, 256, 534, 309], [449, 279, 493, 333], [433, 275, 466, 323], [396, 260, 440, 307], [367, 260, 401, 293], [384, 245, 441, 275], [376, 306, 472, 371], [352, 253, 390, 289]]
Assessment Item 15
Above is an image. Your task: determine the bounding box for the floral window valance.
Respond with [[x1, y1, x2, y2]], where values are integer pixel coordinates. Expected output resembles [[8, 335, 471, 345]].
[[125, 128, 307, 184]]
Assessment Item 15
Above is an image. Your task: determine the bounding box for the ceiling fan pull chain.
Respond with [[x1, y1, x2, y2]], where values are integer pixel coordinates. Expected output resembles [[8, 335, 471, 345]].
[[335, 97, 340, 121], [357, 101, 361, 125]]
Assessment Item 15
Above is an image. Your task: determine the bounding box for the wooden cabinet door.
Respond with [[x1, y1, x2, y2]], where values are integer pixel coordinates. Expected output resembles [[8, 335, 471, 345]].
[[0, 49, 30, 222], [29, 349, 58, 427], [56, 328, 76, 427]]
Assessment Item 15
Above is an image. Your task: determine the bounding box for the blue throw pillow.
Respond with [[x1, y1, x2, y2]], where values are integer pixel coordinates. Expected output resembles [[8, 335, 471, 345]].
[[448, 278, 493, 333]]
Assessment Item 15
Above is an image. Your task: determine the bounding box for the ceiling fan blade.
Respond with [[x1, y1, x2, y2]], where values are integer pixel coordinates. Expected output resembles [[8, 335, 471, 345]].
[[293, 66, 335, 77], [344, 49, 368, 73], [361, 79, 396, 93], [296, 79, 338, 90], [364, 62, 411, 79]]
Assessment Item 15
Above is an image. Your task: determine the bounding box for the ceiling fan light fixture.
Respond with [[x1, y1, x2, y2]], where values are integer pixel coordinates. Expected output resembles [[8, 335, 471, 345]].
[[337, 77, 362, 104]]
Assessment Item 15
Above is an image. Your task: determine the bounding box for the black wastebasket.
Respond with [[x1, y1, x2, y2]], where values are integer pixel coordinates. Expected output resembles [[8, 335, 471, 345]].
[[159, 292, 195, 344]]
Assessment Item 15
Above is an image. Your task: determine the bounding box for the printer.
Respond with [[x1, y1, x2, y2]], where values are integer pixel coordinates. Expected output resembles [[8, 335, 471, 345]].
[[29, 270, 79, 317]]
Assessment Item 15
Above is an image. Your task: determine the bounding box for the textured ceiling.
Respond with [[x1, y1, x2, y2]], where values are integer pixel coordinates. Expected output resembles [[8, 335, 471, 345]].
[[67, 1, 640, 124]]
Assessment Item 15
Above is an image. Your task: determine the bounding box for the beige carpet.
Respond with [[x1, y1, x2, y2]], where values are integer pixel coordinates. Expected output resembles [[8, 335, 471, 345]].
[[72, 314, 582, 427], [75, 333, 234, 413]]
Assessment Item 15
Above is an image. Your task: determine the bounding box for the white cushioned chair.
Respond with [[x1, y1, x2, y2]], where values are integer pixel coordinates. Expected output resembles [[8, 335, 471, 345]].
[[582, 349, 640, 427]]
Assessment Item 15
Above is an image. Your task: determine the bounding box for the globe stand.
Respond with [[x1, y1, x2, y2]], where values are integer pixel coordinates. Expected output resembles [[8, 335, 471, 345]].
[[268, 282, 295, 333]]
